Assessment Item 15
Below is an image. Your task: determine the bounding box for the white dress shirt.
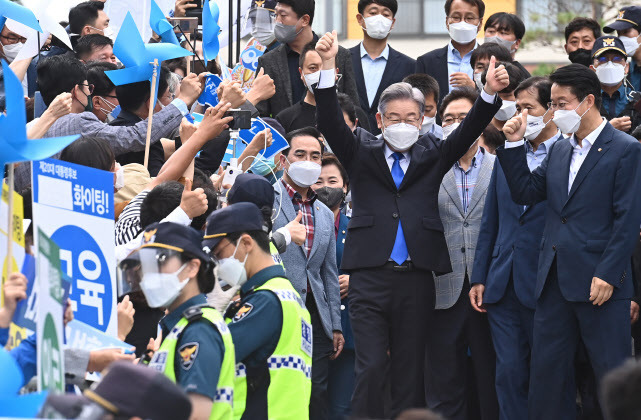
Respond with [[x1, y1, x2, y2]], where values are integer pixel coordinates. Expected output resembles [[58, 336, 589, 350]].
[[504, 118, 607, 193], [384, 144, 410, 173]]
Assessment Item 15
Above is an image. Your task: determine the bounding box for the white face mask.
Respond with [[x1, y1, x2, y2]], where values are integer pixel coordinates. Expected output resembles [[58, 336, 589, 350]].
[[595, 61, 626, 86], [1, 41, 23, 62], [420, 116, 436, 135], [363, 14, 393, 39], [484, 35, 516, 53], [214, 239, 248, 290], [286, 160, 322, 188], [383, 122, 420, 151], [303, 70, 321, 94], [140, 263, 188, 308], [552, 97, 590, 135], [524, 110, 550, 141], [103, 26, 116, 41], [253, 27, 276, 46], [474, 72, 483, 90], [448, 21, 478, 44], [114, 163, 125, 190], [99, 96, 118, 121], [495, 100, 517, 121], [442, 122, 460, 140], [620, 35, 640, 56]]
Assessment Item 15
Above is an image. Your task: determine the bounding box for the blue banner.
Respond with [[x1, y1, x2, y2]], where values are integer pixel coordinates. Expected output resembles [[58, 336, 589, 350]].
[[197, 74, 223, 108], [66, 320, 134, 353], [32, 159, 117, 335]]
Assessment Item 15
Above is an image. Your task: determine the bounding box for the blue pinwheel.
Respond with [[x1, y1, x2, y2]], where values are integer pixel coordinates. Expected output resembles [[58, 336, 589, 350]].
[[0, 0, 42, 33], [105, 12, 193, 105], [150, 0, 180, 46], [203, 0, 220, 64], [0, 61, 78, 167]]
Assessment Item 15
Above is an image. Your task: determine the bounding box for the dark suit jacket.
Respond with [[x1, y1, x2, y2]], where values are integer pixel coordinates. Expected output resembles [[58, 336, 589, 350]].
[[315, 85, 501, 273], [256, 42, 359, 118], [336, 212, 353, 349], [470, 141, 562, 310], [349, 44, 416, 135], [416, 45, 449, 105], [496, 123, 641, 302]]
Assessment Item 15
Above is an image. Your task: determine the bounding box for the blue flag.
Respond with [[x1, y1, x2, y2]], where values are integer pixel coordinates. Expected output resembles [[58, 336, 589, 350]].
[[0, 0, 42, 34], [0, 61, 78, 167], [150, 0, 180, 46], [203, 0, 220, 64], [105, 13, 193, 107], [197, 74, 223, 107]]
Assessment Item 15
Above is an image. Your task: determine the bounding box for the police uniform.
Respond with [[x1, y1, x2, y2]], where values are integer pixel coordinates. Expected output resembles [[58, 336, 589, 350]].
[[226, 174, 286, 268], [604, 6, 641, 91], [592, 37, 641, 131], [120, 223, 236, 420], [203, 203, 312, 420]]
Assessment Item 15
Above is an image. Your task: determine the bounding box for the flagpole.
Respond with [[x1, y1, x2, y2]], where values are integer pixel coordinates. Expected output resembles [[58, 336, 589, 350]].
[[6, 164, 14, 282], [144, 59, 159, 169]]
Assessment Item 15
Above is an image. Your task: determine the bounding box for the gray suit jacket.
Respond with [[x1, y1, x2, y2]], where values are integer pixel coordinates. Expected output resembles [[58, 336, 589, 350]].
[[272, 181, 342, 339], [256, 42, 359, 118], [434, 152, 495, 309], [15, 105, 183, 191]]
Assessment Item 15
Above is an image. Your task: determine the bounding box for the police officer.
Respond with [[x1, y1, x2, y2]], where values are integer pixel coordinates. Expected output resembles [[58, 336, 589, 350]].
[[590, 36, 641, 133], [226, 173, 306, 267], [203, 202, 312, 420], [119, 222, 235, 420]]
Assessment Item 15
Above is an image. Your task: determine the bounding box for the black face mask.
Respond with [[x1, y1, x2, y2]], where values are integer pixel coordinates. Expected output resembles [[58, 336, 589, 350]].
[[568, 48, 592, 67], [315, 186, 344, 210]]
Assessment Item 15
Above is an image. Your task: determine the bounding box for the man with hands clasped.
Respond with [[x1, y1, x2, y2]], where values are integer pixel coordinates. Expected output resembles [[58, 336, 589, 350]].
[[314, 30, 508, 417], [496, 63, 641, 420]]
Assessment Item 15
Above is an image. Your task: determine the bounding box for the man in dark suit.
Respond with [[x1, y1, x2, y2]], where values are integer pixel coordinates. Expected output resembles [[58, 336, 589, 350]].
[[349, 0, 416, 134], [416, 0, 485, 105], [496, 64, 641, 420], [314, 30, 509, 418], [255, 0, 358, 117], [470, 76, 561, 419]]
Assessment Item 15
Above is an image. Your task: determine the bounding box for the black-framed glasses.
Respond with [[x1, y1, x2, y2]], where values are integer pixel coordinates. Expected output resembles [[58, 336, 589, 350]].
[[0, 34, 27, 44], [447, 15, 480, 25]]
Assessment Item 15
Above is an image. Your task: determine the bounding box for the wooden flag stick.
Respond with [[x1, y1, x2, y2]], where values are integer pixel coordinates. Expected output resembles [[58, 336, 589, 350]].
[[6, 164, 14, 281], [144, 59, 160, 169]]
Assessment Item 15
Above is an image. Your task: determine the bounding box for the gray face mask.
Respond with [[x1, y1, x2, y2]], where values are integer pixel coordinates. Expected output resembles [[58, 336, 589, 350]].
[[274, 21, 302, 44]]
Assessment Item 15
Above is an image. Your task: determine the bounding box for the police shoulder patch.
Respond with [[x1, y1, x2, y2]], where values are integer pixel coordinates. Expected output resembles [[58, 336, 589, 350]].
[[178, 342, 199, 370], [233, 302, 254, 322]]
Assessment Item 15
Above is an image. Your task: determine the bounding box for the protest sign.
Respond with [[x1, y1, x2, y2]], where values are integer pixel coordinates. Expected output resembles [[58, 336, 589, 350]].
[[66, 319, 134, 353], [36, 228, 65, 393], [0, 181, 25, 295], [32, 159, 117, 335]]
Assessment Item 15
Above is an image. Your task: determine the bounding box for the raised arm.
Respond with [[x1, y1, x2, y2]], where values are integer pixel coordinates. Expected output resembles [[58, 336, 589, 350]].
[[314, 31, 359, 171], [496, 109, 549, 206], [438, 56, 507, 174]]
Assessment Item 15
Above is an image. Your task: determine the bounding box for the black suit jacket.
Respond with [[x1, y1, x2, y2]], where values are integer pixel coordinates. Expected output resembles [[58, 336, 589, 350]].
[[416, 45, 449, 105], [349, 44, 416, 135], [256, 40, 359, 118], [111, 110, 166, 177], [315, 85, 501, 273]]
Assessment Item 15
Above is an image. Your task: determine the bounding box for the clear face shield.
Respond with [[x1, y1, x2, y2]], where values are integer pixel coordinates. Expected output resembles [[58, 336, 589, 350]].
[[118, 248, 189, 308], [245, 7, 277, 46]]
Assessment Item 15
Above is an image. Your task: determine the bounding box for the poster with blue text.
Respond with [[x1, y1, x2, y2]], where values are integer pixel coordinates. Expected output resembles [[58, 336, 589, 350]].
[[32, 159, 117, 336]]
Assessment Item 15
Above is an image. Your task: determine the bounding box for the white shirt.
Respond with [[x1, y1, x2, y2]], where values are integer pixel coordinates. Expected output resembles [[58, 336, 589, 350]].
[[567, 118, 606, 192], [384, 144, 410, 173], [504, 118, 607, 193]]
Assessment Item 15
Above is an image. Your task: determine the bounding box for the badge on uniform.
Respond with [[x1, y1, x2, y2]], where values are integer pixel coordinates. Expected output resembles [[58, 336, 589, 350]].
[[233, 303, 254, 322], [178, 343, 199, 370], [301, 319, 313, 357]]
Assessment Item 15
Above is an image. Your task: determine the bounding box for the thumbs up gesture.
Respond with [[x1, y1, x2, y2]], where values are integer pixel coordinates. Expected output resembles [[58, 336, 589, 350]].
[[484, 56, 510, 96], [179, 178, 209, 219], [285, 211, 307, 246], [503, 108, 528, 142]]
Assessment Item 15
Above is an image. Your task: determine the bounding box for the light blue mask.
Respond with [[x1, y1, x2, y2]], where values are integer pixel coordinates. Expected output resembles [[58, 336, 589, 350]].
[[250, 155, 277, 176]]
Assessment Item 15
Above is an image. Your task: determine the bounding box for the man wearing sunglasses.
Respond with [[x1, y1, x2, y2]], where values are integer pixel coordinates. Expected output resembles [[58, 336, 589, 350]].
[[590, 36, 640, 133]]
